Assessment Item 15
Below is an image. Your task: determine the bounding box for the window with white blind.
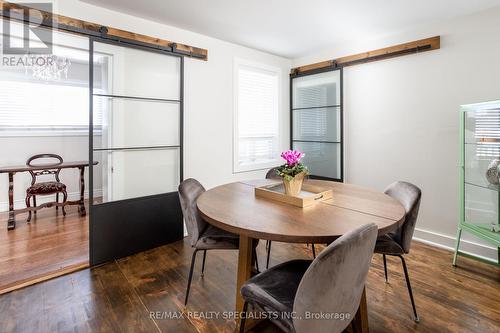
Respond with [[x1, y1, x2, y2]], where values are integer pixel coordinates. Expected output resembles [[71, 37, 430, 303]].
[[0, 80, 103, 136], [233, 59, 281, 172]]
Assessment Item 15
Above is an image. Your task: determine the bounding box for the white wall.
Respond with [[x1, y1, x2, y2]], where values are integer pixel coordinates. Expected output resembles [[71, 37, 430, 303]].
[[293, 7, 500, 261], [53, 0, 291, 190]]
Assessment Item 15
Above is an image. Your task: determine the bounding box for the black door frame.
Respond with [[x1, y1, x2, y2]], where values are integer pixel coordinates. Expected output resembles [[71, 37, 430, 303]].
[[290, 66, 344, 182], [88, 36, 184, 265]]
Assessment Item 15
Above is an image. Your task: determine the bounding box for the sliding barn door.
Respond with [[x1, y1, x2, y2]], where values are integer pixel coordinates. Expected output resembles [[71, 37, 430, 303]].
[[89, 39, 183, 265], [291, 68, 343, 181]]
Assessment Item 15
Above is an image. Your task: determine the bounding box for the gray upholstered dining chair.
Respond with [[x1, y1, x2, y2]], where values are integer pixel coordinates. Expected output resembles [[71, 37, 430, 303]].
[[376, 181, 421, 322], [265, 167, 281, 180], [264, 168, 316, 270], [239, 223, 378, 333], [178, 178, 259, 306]]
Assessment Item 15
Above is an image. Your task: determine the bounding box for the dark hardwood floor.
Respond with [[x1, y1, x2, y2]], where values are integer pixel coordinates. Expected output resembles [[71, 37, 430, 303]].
[[0, 237, 498, 333], [0, 204, 89, 294]]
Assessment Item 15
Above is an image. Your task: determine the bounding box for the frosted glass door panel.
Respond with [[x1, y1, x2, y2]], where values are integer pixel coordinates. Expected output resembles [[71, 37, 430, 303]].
[[93, 43, 180, 100], [292, 141, 341, 179], [292, 70, 340, 109], [93, 96, 180, 149], [292, 107, 340, 142], [94, 148, 180, 203], [91, 41, 181, 205], [291, 69, 342, 180]]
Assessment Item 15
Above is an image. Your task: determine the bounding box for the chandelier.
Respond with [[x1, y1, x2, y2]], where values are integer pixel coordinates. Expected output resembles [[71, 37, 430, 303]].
[[25, 54, 71, 81]]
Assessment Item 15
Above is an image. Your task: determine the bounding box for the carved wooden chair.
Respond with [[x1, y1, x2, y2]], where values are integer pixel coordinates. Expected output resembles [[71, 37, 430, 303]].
[[25, 154, 67, 222]]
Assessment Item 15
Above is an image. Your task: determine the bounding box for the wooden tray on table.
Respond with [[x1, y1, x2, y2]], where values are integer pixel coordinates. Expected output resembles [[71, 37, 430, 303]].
[[255, 182, 333, 208]]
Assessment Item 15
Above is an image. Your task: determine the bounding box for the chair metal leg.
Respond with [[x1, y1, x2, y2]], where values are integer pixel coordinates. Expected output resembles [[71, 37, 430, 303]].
[[383, 254, 388, 282], [397, 254, 419, 322], [33, 196, 37, 215], [265, 240, 270, 250], [239, 301, 249, 333], [56, 193, 59, 211], [253, 247, 259, 273], [312, 243, 316, 259], [201, 250, 207, 277], [185, 249, 198, 306], [266, 240, 272, 269]]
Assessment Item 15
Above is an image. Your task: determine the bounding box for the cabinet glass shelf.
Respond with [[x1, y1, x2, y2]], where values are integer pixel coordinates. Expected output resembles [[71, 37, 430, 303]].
[[465, 181, 500, 192]]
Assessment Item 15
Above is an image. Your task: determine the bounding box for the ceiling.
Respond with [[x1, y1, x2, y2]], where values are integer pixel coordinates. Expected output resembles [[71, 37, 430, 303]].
[[80, 0, 500, 59]]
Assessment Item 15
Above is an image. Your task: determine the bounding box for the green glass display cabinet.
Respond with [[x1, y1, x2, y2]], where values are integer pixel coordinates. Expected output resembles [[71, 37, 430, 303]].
[[454, 100, 500, 266]]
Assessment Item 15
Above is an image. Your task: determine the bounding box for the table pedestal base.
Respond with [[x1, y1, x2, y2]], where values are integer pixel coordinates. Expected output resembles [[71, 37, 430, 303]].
[[352, 287, 369, 333]]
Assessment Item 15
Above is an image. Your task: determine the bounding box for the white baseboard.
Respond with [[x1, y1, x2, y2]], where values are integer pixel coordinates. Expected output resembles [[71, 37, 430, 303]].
[[0, 189, 102, 212], [413, 227, 497, 263]]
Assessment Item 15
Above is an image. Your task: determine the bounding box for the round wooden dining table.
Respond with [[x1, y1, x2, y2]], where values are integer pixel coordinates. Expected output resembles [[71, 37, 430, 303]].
[[197, 179, 406, 333]]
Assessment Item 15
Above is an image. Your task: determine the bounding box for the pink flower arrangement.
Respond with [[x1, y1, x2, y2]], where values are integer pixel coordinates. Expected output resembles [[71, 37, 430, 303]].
[[281, 150, 305, 166], [276, 150, 309, 181]]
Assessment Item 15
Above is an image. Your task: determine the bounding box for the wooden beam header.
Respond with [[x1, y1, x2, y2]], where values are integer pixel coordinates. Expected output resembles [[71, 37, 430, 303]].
[[291, 36, 440, 75], [0, 0, 208, 60]]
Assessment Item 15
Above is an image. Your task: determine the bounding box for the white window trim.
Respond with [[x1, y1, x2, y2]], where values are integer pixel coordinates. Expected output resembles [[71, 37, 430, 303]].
[[233, 58, 282, 173]]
